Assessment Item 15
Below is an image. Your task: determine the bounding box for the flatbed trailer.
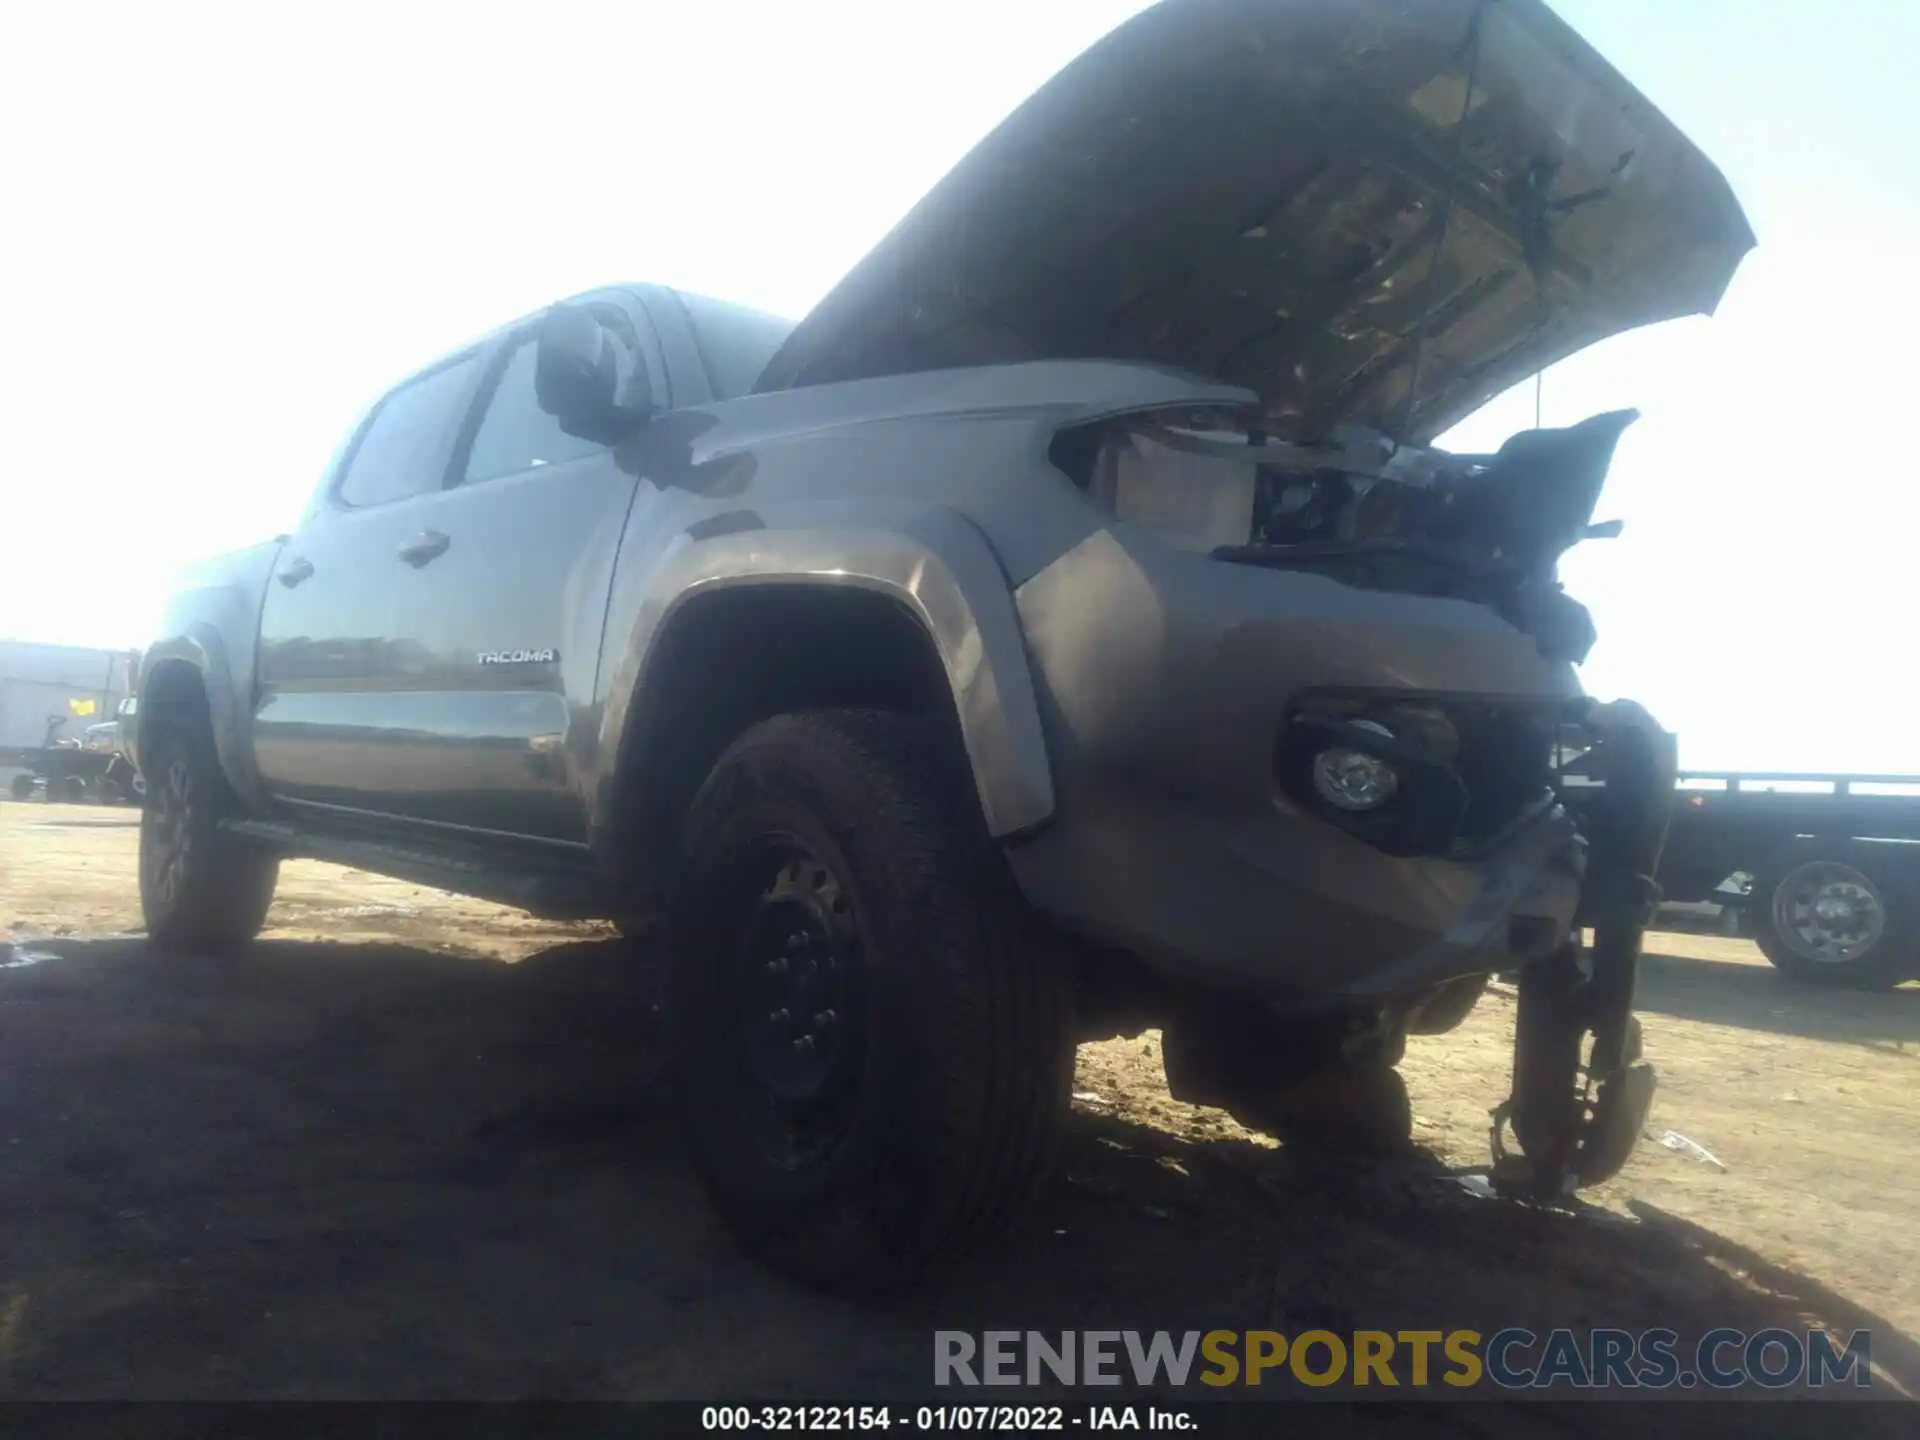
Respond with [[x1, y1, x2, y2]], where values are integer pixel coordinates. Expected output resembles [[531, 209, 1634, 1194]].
[[1583, 770, 1920, 990]]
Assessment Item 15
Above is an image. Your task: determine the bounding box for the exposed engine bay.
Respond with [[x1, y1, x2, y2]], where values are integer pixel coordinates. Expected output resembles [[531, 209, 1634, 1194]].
[[1070, 409, 1638, 664]]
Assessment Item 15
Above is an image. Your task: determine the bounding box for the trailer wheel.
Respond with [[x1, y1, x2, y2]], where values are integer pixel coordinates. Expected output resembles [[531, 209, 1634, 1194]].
[[1752, 843, 1920, 990]]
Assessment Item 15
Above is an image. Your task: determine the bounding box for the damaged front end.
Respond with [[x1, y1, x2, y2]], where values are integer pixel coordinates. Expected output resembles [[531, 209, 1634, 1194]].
[[1496, 696, 1676, 1195], [776, 0, 1743, 1194], [1051, 406, 1678, 1193], [1076, 404, 1636, 667]]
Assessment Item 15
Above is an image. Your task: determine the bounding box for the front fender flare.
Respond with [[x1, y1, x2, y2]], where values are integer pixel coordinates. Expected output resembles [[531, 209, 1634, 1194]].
[[593, 510, 1055, 845]]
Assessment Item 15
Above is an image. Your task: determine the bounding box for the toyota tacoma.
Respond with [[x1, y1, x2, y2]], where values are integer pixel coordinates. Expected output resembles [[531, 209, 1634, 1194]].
[[136, 0, 1752, 1292]]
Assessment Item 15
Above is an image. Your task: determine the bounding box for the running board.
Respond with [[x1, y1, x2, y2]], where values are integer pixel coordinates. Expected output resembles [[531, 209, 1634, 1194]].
[[218, 818, 622, 920]]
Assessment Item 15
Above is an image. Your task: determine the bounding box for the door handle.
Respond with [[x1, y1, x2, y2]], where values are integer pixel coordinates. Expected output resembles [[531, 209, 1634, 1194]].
[[278, 556, 314, 587], [398, 531, 451, 567]]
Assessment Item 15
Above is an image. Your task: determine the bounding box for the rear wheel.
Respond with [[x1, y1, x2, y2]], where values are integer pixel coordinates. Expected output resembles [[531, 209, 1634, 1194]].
[[671, 710, 1074, 1294], [1752, 844, 1920, 990], [9, 773, 33, 801], [139, 719, 279, 952]]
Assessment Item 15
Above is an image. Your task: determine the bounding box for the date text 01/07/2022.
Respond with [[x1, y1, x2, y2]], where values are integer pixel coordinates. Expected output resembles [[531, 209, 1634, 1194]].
[[700, 1404, 1197, 1432]]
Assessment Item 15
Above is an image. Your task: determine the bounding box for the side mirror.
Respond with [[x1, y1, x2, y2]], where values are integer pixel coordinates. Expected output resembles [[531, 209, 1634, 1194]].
[[534, 302, 655, 444]]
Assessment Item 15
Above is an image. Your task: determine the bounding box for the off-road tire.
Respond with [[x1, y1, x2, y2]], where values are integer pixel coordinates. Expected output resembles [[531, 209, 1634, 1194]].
[[139, 718, 279, 953], [9, 773, 33, 801], [671, 710, 1075, 1294], [1752, 841, 1920, 991]]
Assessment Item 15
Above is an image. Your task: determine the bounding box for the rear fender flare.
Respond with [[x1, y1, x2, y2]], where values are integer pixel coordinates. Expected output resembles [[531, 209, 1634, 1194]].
[[138, 628, 266, 809]]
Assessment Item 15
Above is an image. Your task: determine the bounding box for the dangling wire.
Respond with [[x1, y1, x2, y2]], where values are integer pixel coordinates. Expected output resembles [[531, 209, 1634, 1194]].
[[1394, 0, 1489, 445]]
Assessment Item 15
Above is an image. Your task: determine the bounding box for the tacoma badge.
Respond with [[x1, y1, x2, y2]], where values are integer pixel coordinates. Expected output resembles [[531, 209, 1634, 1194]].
[[477, 648, 557, 665]]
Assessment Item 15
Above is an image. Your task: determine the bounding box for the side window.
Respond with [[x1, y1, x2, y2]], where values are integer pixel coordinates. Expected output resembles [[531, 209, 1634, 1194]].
[[337, 356, 481, 508], [462, 339, 603, 485]]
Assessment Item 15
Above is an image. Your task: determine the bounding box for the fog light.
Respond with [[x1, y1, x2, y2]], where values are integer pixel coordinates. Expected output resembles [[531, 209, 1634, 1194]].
[[1311, 721, 1398, 812]]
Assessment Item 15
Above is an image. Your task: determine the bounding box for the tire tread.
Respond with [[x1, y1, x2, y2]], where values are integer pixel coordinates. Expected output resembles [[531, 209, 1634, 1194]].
[[673, 709, 1073, 1291], [139, 717, 277, 953]]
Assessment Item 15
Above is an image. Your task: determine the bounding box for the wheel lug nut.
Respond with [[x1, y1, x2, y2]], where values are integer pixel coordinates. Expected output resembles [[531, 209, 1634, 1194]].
[[770, 1008, 790, 1025], [766, 958, 787, 976], [794, 1035, 815, 1053], [814, 1010, 836, 1029]]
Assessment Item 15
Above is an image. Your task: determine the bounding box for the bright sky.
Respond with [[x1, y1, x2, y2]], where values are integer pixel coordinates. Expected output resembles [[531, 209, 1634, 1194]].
[[1, 1, 1912, 772]]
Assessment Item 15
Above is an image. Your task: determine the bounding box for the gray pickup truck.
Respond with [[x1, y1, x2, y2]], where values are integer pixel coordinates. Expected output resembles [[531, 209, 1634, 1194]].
[[136, 0, 1751, 1292]]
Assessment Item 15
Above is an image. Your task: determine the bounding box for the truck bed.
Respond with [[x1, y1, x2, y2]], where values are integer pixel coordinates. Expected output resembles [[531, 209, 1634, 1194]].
[[1569, 770, 1920, 904]]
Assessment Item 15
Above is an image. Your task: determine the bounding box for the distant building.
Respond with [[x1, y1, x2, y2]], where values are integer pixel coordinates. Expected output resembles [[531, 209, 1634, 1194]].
[[0, 641, 140, 784]]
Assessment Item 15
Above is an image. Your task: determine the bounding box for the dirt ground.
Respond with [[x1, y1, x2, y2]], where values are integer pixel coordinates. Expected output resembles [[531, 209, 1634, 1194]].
[[2, 801, 1916, 1421]]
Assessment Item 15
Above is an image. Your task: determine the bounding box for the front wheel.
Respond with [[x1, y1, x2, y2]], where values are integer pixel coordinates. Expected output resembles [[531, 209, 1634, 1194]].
[[1752, 845, 1920, 990], [671, 710, 1075, 1294], [140, 719, 279, 953]]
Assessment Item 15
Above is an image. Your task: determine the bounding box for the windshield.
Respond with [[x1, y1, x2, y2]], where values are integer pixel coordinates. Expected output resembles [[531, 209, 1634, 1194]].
[[671, 290, 794, 402]]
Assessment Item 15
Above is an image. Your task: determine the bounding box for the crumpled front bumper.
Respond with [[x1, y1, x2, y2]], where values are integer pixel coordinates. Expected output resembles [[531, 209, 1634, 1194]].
[[1004, 767, 1587, 998], [1004, 528, 1592, 999]]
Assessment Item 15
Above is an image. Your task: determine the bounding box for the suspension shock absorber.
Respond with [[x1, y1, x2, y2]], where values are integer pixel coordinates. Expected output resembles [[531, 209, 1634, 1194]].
[[1493, 698, 1676, 1196]]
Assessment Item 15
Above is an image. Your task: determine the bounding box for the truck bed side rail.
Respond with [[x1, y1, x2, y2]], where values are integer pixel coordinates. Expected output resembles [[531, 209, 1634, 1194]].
[[1674, 771, 1920, 796]]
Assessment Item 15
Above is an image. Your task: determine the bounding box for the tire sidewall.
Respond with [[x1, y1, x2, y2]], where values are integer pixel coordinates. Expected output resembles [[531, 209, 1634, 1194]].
[[138, 720, 277, 951], [670, 729, 964, 1279], [139, 726, 213, 938]]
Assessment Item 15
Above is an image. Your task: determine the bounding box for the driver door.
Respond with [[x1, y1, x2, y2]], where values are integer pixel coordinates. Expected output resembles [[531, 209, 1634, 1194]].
[[253, 294, 660, 843]]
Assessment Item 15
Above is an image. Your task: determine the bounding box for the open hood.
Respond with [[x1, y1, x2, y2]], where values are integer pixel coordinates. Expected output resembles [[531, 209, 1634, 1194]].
[[759, 0, 1754, 442]]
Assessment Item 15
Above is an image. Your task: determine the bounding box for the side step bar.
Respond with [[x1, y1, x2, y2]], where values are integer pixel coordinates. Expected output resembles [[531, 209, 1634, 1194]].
[[218, 818, 624, 921]]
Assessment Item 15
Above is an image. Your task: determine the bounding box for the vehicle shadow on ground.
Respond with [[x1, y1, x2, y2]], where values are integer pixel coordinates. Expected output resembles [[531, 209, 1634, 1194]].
[[1637, 949, 1920, 1052], [0, 936, 1912, 1420]]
